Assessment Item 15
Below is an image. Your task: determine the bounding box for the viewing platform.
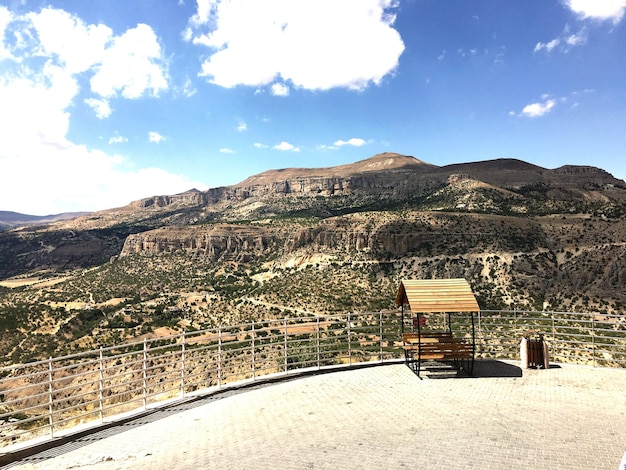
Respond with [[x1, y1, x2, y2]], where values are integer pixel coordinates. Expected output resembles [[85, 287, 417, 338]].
[[5, 360, 626, 470]]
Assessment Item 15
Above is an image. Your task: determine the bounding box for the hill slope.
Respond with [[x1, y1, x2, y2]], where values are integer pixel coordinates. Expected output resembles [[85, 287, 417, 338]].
[[0, 152, 625, 363]]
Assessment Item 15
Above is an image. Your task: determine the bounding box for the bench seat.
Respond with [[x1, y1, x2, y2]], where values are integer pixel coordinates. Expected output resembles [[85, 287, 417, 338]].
[[402, 332, 474, 376]]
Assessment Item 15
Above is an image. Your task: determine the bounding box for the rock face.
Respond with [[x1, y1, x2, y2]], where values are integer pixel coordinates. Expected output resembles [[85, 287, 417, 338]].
[[2, 152, 626, 279], [121, 225, 278, 262], [128, 154, 626, 215], [46, 152, 626, 233]]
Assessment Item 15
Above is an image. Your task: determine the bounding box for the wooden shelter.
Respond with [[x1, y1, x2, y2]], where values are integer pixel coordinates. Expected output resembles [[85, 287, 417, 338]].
[[396, 279, 479, 377]]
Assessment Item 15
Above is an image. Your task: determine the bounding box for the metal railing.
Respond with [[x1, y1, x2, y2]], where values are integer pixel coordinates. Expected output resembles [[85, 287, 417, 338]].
[[474, 310, 626, 367], [0, 310, 624, 449]]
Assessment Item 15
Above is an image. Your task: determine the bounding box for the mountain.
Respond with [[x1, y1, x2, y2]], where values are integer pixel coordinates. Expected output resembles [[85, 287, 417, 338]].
[[46, 153, 626, 231], [0, 211, 89, 231], [1, 152, 625, 363]]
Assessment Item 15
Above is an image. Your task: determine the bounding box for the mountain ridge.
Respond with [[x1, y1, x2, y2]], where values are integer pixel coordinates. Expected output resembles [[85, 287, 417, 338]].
[[1, 152, 626, 363]]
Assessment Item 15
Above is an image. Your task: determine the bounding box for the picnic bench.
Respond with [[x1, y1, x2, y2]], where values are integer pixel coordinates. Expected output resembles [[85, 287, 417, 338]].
[[402, 332, 474, 376], [396, 279, 479, 378]]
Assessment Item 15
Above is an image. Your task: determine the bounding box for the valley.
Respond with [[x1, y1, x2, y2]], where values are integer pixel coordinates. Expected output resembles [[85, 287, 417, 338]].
[[1, 153, 625, 365]]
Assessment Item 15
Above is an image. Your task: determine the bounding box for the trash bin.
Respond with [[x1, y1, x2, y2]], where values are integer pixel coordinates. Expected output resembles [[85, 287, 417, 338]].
[[520, 331, 549, 369]]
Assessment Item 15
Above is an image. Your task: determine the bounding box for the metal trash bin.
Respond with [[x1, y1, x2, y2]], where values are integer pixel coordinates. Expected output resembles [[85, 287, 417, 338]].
[[520, 331, 549, 369]]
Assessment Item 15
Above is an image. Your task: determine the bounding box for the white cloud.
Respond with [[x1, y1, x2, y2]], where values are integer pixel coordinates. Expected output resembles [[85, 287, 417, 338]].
[[186, 0, 405, 91], [274, 141, 300, 152], [148, 131, 166, 143], [0, 64, 77, 152], [253, 142, 268, 149], [23, 8, 168, 100], [1, 7, 168, 122], [317, 144, 338, 151], [236, 120, 247, 132], [182, 76, 197, 97], [334, 138, 367, 147], [27, 8, 111, 74], [0, 7, 201, 215], [90, 24, 169, 99], [108, 135, 128, 144], [565, 29, 587, 46], [0, 67, 202, 214], [520, 98, 556, 118], [563, 0, 626, 23], [85, 98, 112, 119], [534, 26, 587, 53], [219, 147, 235, 153], [271, 82, 289, 96], [189, 0, 215, 28], [534, 38, 560, 53], [0, 6, 15, 60]]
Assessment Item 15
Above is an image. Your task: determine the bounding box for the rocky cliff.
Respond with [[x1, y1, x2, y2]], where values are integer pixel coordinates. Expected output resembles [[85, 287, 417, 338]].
[[2, 152, 626, 280], [120, 224, 281, 262]]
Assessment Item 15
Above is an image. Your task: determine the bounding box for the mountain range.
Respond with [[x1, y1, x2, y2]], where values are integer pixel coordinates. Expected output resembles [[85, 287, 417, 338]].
[[0, 152, 625, 362], [0, 211, 89, 231]]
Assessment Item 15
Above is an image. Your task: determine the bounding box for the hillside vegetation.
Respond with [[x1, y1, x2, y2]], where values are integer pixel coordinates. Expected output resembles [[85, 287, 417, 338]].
[[1, 153, 625, 364]]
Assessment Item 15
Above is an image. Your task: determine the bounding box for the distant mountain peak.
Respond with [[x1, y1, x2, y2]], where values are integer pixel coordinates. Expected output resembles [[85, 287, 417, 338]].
[[235, 152, 434, 188], [338, 152, 435, 173]]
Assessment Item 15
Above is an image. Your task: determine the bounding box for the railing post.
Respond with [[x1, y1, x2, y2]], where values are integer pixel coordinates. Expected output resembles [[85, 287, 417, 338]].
[[316, 317, 321, 369], [48, 357, 54, 439], [379, 311, 383, 363], [347, 312, 352, 365], [218, 327, 222, 387], [142, 339, 147, 410], [181, 330, 186, 397], [99, 347, 104, 423], [284, 317, 288, 373], [591, 313, 596, 368], [251, 322, 256, 379]]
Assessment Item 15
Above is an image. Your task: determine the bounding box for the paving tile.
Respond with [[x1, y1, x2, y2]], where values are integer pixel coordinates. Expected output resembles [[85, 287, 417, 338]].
[[3, 361, 626, 470]]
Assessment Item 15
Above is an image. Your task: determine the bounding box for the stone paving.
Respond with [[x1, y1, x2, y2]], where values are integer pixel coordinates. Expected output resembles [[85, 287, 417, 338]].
[[3, 360, 626, 470]]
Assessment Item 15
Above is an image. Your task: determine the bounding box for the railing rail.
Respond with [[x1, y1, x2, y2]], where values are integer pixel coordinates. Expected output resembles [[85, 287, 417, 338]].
[[0, 310, 624, 449]]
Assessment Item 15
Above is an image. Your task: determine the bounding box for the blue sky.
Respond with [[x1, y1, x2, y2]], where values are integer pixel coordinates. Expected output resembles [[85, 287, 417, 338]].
[[1, 0, 625, 215]]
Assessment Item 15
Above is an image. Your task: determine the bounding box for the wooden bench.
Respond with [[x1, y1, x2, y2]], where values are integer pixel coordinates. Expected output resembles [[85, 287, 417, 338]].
[[402, 332, 474, 376]]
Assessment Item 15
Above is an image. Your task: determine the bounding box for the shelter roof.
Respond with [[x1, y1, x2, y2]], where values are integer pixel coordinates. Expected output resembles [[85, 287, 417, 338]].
[[395, 278, 479, 313]]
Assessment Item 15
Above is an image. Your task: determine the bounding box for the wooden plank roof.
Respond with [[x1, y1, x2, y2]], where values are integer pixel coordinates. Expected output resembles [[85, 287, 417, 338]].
[[395, 278, 479, 313]]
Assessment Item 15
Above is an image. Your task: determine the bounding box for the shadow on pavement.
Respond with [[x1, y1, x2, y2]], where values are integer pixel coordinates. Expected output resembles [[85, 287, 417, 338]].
[[469, 359, 523, 378], [417, 359, 524, 379]]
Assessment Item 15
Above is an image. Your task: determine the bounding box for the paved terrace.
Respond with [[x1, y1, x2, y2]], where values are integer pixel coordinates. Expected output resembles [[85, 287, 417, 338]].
[[3, 360, 626, 470]]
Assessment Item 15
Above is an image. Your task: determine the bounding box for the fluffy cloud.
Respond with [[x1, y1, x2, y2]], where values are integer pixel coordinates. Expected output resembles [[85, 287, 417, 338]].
[[236, 120, 247, 132], [149, 131, 166, 143], [108, 135, 128, 144], [520, 98, 556, 118], [185, 0, 405, 91], [90, 24, 169, 99], [21, 8, 168, 103], [271, 83, 289, 96], [334, 138, 366, 147], [0, 134, 203, 215], [0, 7, 201, 215], [536, 0, 625, 55], [0, 6, 14, 59], [219, 147, 235, 153], [1, 7, 168, 118], [27, 8, 111, 74], [85, 98, 112, 119], [0, 67, 199, 214], [563, 0, 626, 23], [274, 141, 300, 152]]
